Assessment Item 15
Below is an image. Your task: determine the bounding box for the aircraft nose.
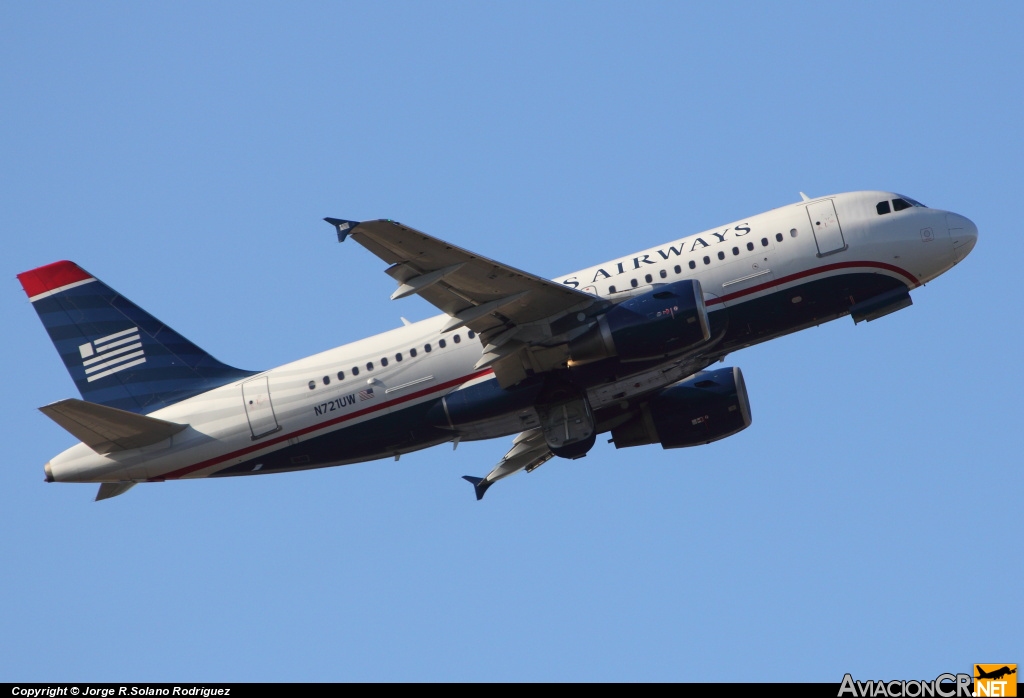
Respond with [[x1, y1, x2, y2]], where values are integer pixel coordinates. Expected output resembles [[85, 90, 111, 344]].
[[947, 213, 978, 262]]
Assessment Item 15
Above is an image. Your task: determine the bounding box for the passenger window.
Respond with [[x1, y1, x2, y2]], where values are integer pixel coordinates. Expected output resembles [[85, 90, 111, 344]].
[[609, 285, 616, 293], [747, 242, 755, 251], [410, 348, 417, 358], [424, 343, 432, 353], [876, 201, 891, 215], [352, 366, 359, 376], [717, 251, 725, 260], [381, 357, 388, 367], [439, 338, 446, 348], [337, 371, 345, 380], [631, 278, 638, 288], [659, 269, 667, 279], [644, 273, 652, 283], [395, 353, 402, 362], [760, 238, 767, 247], [893, 198, 911, 211], [674, 265, 681, 274], [732, 247, 739, 256], [366, 361, 374, 371], [323, 375, 330, 385], [775, 233, 783, 242], [688, 260, 696, 270], [468, 331, 476, 339], [453, 334, 461, 344], [703, 256, 710, 265], [308, 381, 315, 390]]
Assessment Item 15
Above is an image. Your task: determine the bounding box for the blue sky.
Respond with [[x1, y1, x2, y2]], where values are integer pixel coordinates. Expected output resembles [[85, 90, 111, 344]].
[[2, 2, 1020, 682]]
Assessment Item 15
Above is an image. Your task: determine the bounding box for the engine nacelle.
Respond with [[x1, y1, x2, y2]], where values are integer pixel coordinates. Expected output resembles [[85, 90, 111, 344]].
[[568, 279, 710, 365], [610, 367, 751, 449]]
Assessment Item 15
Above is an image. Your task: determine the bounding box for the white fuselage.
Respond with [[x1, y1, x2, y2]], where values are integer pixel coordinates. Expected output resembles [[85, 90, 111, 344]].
[[44, 191, 976, 484]]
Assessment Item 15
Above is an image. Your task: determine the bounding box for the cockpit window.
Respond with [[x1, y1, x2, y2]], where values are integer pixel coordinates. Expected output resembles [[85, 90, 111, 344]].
[[892, 198, 912, 212], [876, 201, 891, 215]]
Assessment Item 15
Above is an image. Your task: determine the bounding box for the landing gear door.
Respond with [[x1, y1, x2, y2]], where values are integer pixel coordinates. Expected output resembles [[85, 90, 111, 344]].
[[242, 376, 280, 439], [806, 200, 847, 257]]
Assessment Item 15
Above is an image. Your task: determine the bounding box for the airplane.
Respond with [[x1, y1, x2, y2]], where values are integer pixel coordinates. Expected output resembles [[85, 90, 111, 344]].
[[975, 666, 1016, 681], [18, 191, 978, 501]]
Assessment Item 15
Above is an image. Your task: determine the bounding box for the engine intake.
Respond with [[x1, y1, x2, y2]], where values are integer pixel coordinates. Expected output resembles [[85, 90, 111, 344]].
[[569, 279, 710, 365], [611, 367, 751, 449]]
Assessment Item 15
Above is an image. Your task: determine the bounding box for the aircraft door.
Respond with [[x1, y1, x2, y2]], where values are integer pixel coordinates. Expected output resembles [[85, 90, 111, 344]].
[[806, 200, 847, 256], [242, 376, 280, 439]]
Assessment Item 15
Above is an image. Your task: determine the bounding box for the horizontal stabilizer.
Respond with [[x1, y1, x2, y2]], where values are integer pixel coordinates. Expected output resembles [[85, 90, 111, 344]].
[[462, 475, 492, 501], [95, 482, 136, 501], [39, 398, 187, 454]]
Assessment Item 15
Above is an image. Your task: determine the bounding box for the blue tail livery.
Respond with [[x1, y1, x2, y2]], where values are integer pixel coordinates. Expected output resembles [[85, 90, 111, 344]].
[[18, 261, 255, 414]]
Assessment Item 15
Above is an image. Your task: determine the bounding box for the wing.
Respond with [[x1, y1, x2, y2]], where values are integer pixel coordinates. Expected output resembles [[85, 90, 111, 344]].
[[461, 428, 553, 500], [327, 218, 610, 387]]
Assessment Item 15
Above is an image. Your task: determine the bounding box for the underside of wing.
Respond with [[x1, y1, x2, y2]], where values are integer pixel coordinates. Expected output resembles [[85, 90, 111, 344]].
[[462, 428, 553, 500], [328, 218, 610, 386]]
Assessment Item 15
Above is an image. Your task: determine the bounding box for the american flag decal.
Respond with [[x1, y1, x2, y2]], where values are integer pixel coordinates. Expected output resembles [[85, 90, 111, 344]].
[[358, 388, 375, 401], [78, 327, 146, 382]]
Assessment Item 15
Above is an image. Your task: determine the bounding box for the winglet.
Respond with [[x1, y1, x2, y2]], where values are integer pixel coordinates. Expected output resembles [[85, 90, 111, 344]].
[[324, 218, 360, 242], [461, 475, 492, 501]]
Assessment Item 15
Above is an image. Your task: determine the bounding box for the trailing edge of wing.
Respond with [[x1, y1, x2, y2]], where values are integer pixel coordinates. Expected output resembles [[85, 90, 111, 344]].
[[39, 398, 187, 455]]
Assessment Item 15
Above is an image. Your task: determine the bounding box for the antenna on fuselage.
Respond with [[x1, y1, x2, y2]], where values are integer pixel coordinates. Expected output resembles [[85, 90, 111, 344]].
[[799, 192, 811, 202]]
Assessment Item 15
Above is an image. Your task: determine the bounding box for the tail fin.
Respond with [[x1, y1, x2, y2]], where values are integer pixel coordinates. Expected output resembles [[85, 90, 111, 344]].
[[18, 261, 255, 414]]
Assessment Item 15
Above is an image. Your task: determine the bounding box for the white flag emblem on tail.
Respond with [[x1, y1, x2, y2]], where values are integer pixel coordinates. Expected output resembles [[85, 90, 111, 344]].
[[78, 327, 146, 382]]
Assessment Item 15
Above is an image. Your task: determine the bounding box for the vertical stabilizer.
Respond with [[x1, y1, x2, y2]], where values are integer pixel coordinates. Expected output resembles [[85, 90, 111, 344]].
[[18, 261, 255, 414]]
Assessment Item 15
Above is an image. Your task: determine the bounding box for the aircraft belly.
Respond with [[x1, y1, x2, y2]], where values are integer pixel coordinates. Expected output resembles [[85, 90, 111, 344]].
[[716, 270, 909, 352], [587, 363, 696, 410], [211, 397, 452, 476], [450, 410, 540, 442]]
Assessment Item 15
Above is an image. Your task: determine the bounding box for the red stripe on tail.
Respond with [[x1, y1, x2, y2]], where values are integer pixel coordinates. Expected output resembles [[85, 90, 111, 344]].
[[17, 261, 94, 299]]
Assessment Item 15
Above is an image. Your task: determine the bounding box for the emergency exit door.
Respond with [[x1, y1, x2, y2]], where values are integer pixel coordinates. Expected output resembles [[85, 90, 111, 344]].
[[242, 376, 280, 439], [806, 200, 847, 257]]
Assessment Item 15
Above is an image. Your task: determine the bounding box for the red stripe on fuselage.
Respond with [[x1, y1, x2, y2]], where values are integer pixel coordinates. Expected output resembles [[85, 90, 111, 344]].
[[154, 368, 496, 480], [17, 260, 94, 300], [153, 261, 917, 481], [705, 260, 918, 306]]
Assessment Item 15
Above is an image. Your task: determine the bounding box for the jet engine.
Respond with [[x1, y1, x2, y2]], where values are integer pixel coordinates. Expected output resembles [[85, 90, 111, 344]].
[[568, 279, 710, 365], [610, 367, 751, 449]]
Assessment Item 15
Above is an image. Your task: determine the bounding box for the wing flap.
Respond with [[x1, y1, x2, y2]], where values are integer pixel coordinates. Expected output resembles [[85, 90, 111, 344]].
[[39, 398, 187, 454]]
